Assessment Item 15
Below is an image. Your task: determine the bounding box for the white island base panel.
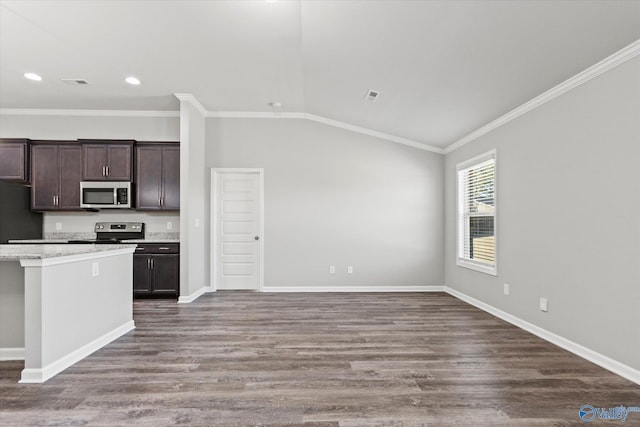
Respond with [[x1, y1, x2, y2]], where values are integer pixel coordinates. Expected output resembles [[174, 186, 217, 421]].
[[0, 245, 136, 383]]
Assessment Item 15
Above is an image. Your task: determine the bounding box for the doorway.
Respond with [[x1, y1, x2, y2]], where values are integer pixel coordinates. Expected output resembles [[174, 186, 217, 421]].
[[211, 169, 264, 290]]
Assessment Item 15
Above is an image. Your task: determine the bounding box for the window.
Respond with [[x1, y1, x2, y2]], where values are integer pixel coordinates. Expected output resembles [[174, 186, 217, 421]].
[[457, 150, 497, 275]]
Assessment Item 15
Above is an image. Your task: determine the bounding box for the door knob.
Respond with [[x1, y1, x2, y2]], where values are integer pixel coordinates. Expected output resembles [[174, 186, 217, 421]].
[[254, 236, 260, 241]]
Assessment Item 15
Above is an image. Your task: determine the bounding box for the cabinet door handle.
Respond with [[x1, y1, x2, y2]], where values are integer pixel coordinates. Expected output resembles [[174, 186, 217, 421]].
[[159, 247, 170, 250], [151, 259, 154, 269], [106, 166, 109, 177], [147, 258, 150, 269], [56, 195, 59, 206]]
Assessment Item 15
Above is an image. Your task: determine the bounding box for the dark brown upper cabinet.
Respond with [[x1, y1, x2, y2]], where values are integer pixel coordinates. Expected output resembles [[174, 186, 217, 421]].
[[0, 139, 30, 183], [79, 139, 134, 181], [31, 141, 82, 211], [135, 142, 180, 211]]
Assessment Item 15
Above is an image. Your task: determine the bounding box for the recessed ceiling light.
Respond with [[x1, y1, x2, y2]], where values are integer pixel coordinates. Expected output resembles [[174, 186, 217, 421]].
[[24, 72, 42, 81], [125, 76, 141, 85]]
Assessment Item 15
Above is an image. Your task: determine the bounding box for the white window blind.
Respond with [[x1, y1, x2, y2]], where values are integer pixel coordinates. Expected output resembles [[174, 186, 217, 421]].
[[457, 151, 496, 275]]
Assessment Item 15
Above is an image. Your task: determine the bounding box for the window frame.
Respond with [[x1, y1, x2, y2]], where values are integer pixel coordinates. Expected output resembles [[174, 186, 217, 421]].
[[456, 149, 498, 276]]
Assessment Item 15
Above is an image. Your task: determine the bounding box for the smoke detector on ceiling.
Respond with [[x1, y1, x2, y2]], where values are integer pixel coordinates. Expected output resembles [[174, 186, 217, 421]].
[[364, 90, 380, 102], [61, 78, 90, 85]]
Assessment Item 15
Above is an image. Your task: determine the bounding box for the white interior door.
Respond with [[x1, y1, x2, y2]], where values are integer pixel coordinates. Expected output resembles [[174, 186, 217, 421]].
[[212, 169, 263, 290]]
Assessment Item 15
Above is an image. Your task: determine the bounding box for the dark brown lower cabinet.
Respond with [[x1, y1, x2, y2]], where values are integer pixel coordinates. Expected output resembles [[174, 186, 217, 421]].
[[133, 244, 179, 298]]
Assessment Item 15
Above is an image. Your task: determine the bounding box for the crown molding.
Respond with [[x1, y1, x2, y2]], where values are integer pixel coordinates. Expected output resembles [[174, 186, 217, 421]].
[[174, 93, 208, 116], [0, 108, 179, 117], [304, 114, 444, 154], [207, 111, 305, 119], [443, 39, 640, 154]]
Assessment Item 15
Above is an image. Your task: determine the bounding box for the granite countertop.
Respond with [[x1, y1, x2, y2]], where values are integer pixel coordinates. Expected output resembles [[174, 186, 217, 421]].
[[0, 244, 137, 261]]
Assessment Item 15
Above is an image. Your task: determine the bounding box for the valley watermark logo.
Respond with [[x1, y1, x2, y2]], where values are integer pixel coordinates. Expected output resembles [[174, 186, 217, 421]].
[[579, 405, 640, 423]]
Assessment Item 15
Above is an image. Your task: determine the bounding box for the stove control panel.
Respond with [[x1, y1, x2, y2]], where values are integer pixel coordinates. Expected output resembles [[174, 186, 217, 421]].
[[94, 222, 145, 233]]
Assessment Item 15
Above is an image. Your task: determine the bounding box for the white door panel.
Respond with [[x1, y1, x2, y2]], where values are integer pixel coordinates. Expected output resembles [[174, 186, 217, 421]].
[[213, 170, 263, 290]]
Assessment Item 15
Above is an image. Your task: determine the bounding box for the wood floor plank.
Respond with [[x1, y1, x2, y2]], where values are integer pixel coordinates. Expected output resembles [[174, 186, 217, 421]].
[[1, 292, 638, 426]]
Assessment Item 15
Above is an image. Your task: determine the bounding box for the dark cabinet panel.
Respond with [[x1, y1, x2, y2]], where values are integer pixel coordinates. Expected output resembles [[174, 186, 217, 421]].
[[58, 146, 82, 209], [152, 254, 180, 294], [31, 145, 59, 210], [80, 140, 133, 181], [133, 255, 153, 293], [161, 146, 180, 210], [0, 139, 29, 182], [133, 243, 180, 298], [135, 142, 179, 211], [31, 143, 82, 211], [106, 145, 132, 180], [82, 145, 108, 180], [135, 146, 162, 210]]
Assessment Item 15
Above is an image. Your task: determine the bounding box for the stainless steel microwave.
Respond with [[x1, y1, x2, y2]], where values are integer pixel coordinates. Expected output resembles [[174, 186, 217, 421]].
[[80, 181, 131, 209]]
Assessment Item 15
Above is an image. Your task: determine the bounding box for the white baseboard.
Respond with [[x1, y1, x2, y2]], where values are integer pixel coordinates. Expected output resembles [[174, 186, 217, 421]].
[[0, 347, 25, 361], [262, 285, 445, 293], [19, 320, 135, 384], [445, 287, 640, 386], [177, 286, 211, 303]]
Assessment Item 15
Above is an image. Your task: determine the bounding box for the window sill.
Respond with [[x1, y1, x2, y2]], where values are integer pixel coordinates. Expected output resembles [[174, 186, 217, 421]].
[[457, 259, 497, 276]]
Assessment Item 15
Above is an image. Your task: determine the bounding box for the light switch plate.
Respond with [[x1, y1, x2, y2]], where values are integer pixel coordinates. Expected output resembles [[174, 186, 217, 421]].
[[91, 262, 99, 277]]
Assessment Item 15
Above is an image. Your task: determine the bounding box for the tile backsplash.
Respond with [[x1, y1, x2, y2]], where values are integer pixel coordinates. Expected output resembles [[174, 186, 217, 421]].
[[43, 211, 180, 237]]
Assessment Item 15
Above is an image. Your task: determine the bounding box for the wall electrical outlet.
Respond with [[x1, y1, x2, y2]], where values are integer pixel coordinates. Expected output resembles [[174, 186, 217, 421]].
[[347, 266, 353, 274], [167, 221, 173, 230], [91, 262, 99, 277], [329, 265, 335, 274], [195, 218, 200, 228], [539, 297, 548, 312], [56, 222, 62, 231], [504, 283, 510, 295]]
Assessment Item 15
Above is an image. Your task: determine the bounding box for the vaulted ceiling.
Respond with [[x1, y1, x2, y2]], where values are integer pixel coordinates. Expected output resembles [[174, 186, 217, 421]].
[[1, 0, 639, 149]]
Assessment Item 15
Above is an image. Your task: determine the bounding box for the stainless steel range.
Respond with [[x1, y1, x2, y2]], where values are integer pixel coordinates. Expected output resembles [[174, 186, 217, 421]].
[[68, 222, 144, 244]]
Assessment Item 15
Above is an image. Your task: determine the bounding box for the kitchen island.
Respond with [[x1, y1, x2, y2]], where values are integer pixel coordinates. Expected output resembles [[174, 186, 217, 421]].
[[0, 244, 136, 383]]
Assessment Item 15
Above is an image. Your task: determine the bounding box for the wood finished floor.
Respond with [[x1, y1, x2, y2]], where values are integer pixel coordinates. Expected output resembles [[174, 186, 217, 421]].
[[1, 292, 638, 426]]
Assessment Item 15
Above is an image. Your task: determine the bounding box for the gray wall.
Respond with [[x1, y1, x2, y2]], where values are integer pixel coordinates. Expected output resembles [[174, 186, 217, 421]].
[[0, 114, 180, 234], [0, 114, 179, 141], [444, 56, 640, 370], [206, 118, 444, 288]]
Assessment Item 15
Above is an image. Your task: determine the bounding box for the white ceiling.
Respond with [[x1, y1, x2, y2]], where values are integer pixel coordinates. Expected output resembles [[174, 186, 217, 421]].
[[1, 0, 639, 148]]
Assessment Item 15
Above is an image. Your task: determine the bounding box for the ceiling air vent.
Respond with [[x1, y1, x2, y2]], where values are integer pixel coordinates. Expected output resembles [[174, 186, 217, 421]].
[[364, 89, 380, 102], [61, 78, 90, 85]]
